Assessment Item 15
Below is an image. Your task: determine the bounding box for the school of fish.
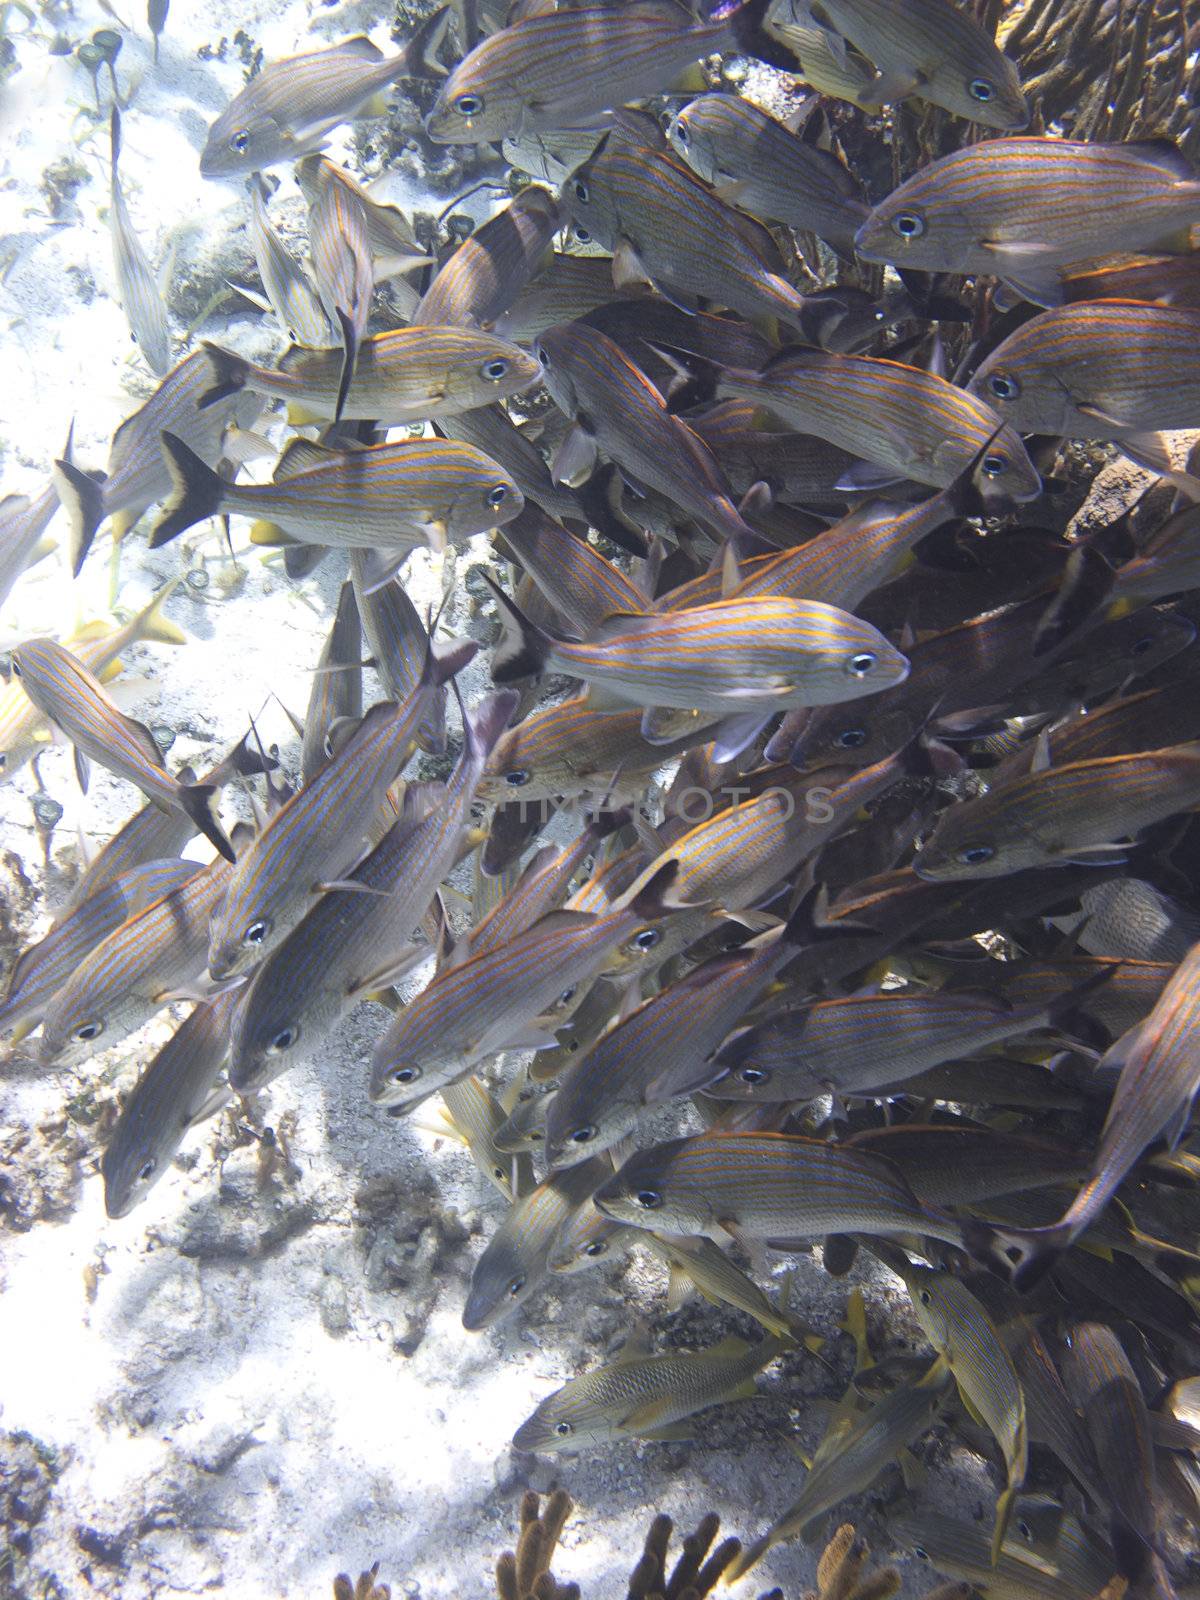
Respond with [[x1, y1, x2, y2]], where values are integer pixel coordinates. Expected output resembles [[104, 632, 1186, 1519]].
[[5, 0, 1200, 1591]]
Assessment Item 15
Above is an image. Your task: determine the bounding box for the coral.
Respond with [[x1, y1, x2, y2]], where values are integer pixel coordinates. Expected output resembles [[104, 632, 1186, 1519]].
[[333, 1564, 391, 1600]]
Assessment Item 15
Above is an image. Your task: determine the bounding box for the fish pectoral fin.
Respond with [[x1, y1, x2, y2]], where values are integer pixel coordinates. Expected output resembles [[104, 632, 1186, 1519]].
[[998, 271, 1064, 309], [73, 745, 91, 793], [834, 459, 908, 493], [1077, 400, 1135, 430], [356, 547, 412, 593], [867, 66, 921, 105], [549, 424, 598, 488], [346, 946, 423, 1001], [632, 1422, 696, 1442], [710, 712, 772, 765], [611, 236, 654, 293], [1054, 842, 1130, 866]]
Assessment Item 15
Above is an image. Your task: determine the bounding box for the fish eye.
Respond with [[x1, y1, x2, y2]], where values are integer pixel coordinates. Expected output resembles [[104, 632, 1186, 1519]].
[[981, 453, 1007, 478], [969, 76, 996, 102], [846, 651, 877, 678], [635, 1188, 663, 1210], [572, 224, 592, 244], [454, 93, 483, 117], [919, 1289, 932, 1305], [9, 657, 21, 678], [481, 358, 509, 382], [391, 1064, 421, 1085], [138, 1158, 157, 1183], [1017, 1520, 1033, 1541], [507, 1274, 526, 1297], [673, 120, 689, 145], [738, 1066, 768, 1085], [557, 986, 576, 1006], [583, 1240, 607, 1257], [573, 178, 589, 203], [913, 1546, 930, 1562], [836, 727, 867, 749], [504, 768, 530, 786], [987, 373, 1020, 402], [633, 928, 661, 951], [892, 211, 925, 239], [73, 1020, 102, 1043], [230, 130, 250, 154], [487, 484, 509, 509], [1131, 635, 1155, 655], [957, 843, 995, 865], [537, 344, 551, 368], [555, 1420, 573, 1436], [569, 1124, 596, 1144], [269, 1026, 297, 1053], [243, 919, 270, 946]]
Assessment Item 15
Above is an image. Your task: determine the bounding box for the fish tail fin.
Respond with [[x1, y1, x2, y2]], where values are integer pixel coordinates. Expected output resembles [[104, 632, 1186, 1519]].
[[198, 340, 250, 409], [399, 2, 450, 76], [480, 571, 554, 682], [210, 731, 280, 786], [151, 431, 226, 547], [332, 306, 358, 425], [464, 688, 518, 763], [180, 782, 236, 863], [129, 576, 187, 645], [54, 457, 109, 577], [629, 860, 680, 921], [723, 0, 794, 71], [960, 1215, 1070, 1292]]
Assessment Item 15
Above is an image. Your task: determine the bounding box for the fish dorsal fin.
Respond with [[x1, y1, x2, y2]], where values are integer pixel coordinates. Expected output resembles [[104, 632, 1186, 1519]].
[[332, 34, 385, 60], [707, 1333, 754, 1360], [614, 1322, 654, 1363], [721, 541, 743, 599], [1121, 137, 1198, 180], [1030, 728, 1052, 773], [273, 437, 338, 480]]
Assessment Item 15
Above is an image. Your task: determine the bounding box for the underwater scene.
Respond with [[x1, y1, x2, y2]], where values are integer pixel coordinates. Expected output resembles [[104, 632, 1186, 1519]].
[[1, 0, 1200, 1594]]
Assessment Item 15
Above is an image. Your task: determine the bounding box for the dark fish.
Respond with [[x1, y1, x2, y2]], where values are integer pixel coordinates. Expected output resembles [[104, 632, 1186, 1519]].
[[414, 187, 560, 329]]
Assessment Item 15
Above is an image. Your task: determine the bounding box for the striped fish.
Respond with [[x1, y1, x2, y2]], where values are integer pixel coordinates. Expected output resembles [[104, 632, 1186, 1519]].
[[200, 22, 443, 178], [0, 858, 200, 1042], [109, 108, 171, 377], [0, 474, 62, 612], [496, 504, 646, 635], [687, 399, 854, 512], [856, 140, 1200, 308], [439, 1075, 536, 1204], [461, 1155, 610, 1329], [782, 0, 1027, 128], [295, 155, 428, 280], [195, 325, 539, 424], [426, 0, 754, 144], [967, 301, 1200, 491], [484, 578, 909, 717], [915, 740, 1200, 881], [52, 348, 250, 575], [245, 184, 337, 348], [350, 553, 446, 753], [561, 139, 833, 339], [414, 186, 559, 329], [10, 635, 234, 862], [306, 165, 374, 425], [593, 1130, 968, 1249], [437, 405, 600, 538], [1010, 1323, 1108, 1511], [512, 1326, 786, 1451], [207, 642, 475, 980], [38, 846, 239, 1067], [713, 347, 1040, 502], [533, 320, 760, 549], [301, 581, 362, 784], [1054, 879, 1200, 966], [493, 253, 617, 344], [966, 941, 1200, 1293], [227, 694, 513, 1092], [847, 1125, 1084, 1209], [889, 1509, 1116, 1600], [101, 986, 243, 1218], [368, 861, 679, 1112], [150, 431, 522, 580], [667, 93, 868, 252], [765, 7, 880, 106]]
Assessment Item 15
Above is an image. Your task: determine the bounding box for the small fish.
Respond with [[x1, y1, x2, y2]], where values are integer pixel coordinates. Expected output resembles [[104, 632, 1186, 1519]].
[[765, 8, 880, 106], [368, 861, 679, 1113], [301, 581, 362, 784], [484, 578, 909, 729], [102, 987, 242, 1218], [306, 165, 374, 425], [966, 941, 1200, 1292], [295, 155, 428, 278], [533, 320, 760, 549], [731, 1357, 952, 1576], [226, 693, 513, 1092], [512, 1326, 786, 1452], [561, 138, 834, 339], [594, 1131, 967, 1250], [39, 846, 240, 1068], [967, 301, 1200, 494], [195, 326, 538, 425], [707, 346, 1040, 503], [147, 0, 168, 61], [666, 93, 868, 253], [439, 1074, 535, 1203], [493, 252, 618, 344], [782, 0, 1027, 127], [200, 21, 445, 179], [151, 432, 522, 586], [208, 642, 476, 980], [0, 858, 201, 1042], [497, 504, 647, 636], [1052, 878, 1200, 966], [462, 1154, 610, 1329], [426, 0, 760, 145], [52, 349, 254, 575], [351, 553, 446, 753], [9, 632, 233, 862], [245, 184, 337, 349], [109, 108, 172, 377], [414, 187, 560, 329], [847, 1125, 1085, 1209], [0, 477, 61, 614], [890, 1509, 1116, 1600], [438, 407, 607, 546], [687, 400, 854, 513], [856, 140, 1200, 309], [915, 740, 1200, 881]]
